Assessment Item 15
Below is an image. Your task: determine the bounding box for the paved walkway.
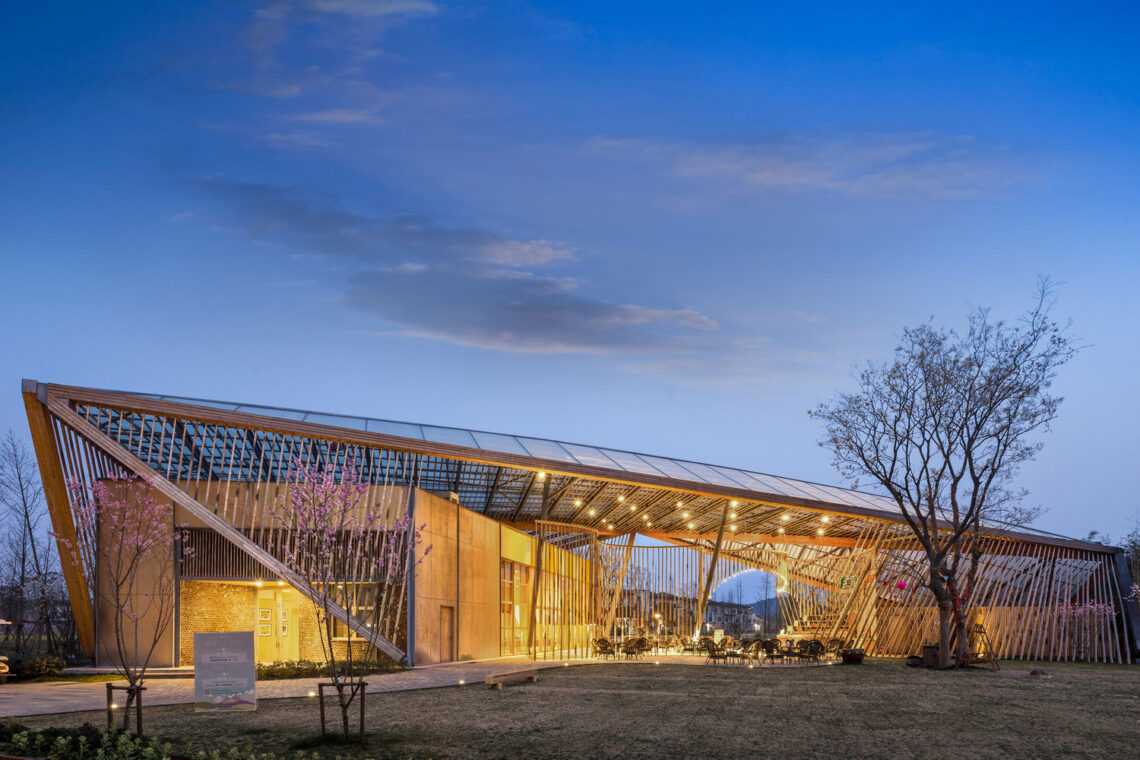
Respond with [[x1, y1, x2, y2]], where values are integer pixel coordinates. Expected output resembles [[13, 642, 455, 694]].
[[0, 654, 827, 717]]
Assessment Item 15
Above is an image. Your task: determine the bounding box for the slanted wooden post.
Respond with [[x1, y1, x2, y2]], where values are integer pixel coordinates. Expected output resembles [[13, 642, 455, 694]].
[[22, 381, 95, 657], [694, 500, 732, 637], [601, 533, 637, 638], [527, 476, 553, 657], [404, 478, 418, 667]]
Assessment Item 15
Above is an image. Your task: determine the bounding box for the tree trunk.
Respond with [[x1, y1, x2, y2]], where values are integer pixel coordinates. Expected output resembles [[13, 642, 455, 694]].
[[930, 570, 954, 669]]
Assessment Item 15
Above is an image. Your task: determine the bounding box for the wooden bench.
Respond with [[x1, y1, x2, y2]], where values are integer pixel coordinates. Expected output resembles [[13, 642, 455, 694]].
[[484, 668, 538, 690]]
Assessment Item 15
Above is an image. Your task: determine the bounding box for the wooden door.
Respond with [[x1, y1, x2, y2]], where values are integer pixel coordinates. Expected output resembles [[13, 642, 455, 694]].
[[441, 606, 456, 663]]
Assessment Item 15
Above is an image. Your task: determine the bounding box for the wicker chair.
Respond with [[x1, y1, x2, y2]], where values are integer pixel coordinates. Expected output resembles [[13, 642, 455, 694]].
[[701, 637, 728, 665], [594, 637, 617, 660], [680, 636, 696, 654], [801, 639, 825, 663], [622, 638, 644, 659], [825, 638, 846, 660], [762, 639, 785, 664]]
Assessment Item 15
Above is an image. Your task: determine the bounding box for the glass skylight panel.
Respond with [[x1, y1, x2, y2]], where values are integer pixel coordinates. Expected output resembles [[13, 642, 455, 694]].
[[766, 476, 837, 502], [470, 431, 530, 456], [596, 448, 666, 476], [235, 405, 307, 421], [300, 412, 367, 430], [636, 454, 708, 482], [559, 443, 621, 469], [671, 460, 747, 488], [515, 437, 578, 463], [365, 419, 424, 439], [420, 425, 479, 448], [720, 469, 796, 496]]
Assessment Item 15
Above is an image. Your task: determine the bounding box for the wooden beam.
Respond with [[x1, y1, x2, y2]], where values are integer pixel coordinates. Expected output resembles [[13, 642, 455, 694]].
[[644, 530, 860, 548], [22, 386, 95, 656], [46, 396, 405, 661]]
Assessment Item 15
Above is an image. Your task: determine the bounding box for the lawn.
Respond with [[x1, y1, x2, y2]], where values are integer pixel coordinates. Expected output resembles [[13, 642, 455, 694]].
[[15, 659, 1140, 759]]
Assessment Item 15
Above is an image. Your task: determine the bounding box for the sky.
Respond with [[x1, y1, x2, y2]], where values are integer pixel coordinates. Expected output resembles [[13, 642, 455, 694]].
[[1, 1, 1138, 550]]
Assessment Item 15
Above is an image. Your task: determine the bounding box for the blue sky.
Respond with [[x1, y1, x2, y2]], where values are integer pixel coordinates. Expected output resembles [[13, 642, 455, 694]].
[[1, 1, 1138, 544]]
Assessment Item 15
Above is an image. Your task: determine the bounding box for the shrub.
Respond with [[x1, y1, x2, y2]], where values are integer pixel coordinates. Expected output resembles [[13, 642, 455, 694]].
[[255, 659, 400, 681], [20, 655, 67, 679], [0, 724, 339, 759]]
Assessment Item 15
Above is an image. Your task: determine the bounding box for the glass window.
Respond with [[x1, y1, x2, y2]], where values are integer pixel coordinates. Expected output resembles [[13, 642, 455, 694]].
[[595, 449, 666, 476]]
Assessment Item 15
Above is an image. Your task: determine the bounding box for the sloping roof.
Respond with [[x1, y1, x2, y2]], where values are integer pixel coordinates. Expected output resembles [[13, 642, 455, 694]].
[[28, 380, 1102, 550]]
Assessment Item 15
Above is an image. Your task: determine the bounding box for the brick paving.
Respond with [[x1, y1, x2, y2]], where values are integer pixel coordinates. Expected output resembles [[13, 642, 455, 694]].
[[0, 653, 825, 717]]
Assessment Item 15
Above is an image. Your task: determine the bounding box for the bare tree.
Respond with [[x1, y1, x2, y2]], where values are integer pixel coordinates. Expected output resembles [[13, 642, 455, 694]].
[[811, 283, 1077, 667], [0, 430, 67, 655]]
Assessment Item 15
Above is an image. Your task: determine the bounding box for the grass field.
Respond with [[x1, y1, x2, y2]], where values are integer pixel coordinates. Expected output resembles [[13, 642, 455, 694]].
[[15, 659, 1140, 759]]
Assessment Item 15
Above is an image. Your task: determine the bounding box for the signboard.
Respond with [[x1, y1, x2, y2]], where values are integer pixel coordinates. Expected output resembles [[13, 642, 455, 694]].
[[713, 628, 725, 642], [194, 631, 257, 712]]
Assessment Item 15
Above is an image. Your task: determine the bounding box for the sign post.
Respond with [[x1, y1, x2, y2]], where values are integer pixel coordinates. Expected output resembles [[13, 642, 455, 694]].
[[194, 631, 257, 712]]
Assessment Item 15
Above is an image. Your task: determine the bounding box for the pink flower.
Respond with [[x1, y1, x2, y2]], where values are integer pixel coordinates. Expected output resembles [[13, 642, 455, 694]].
[[896, 581, 907, 590]]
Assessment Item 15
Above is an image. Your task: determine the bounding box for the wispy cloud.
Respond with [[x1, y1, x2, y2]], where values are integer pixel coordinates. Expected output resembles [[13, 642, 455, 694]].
[[189, 178, 719, 355], [587, 131, 1022, 199]]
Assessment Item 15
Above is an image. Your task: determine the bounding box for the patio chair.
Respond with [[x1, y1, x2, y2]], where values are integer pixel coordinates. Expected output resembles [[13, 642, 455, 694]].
[[594, 637, 616, 660], [701, 637, 728, 665], [680, 636, 696, 654], [825, 639, 846, 660], [761, 639, 785, 664], [622, 638, 644, 659], [801, 639, 825, 663]]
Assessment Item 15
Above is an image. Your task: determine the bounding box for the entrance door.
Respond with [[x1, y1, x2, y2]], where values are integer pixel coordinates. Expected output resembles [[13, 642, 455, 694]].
[[256, 588, 299, 662], [440, 606, 455, 663]]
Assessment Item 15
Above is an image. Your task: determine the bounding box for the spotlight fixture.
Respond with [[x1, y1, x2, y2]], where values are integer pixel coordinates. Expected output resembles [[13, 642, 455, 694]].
[[676, 501, 683, 508], [821, 516, 831, 523], [731, 500, 738, 507], [781, 514, 790, 522], [536, 472, 546, 480], [641, 514, 648, 521], [618, 495, 625, 502], [688, 522, 695, 529], [588, 509, 596, 516], [817, 528, 825, 535], [730, 513, 737, 519], [682, 511, 690, 518], [574, 499, 582, 507], [778, 527, 785, 534], [630, 505, 636, 511], [730, 525, 737, 532]]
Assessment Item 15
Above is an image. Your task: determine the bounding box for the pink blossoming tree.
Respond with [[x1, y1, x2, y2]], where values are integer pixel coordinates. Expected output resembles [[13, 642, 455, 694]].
[[57, 473, 190, 734], [269, 461, 428, 743]]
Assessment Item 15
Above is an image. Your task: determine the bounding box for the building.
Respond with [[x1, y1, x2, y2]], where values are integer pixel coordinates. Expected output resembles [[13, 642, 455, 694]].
[[22, 380, 1140, 666]]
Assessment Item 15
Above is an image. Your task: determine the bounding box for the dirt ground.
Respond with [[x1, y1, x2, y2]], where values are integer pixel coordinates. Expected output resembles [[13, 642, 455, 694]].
[[14, 659, 1140, 759]]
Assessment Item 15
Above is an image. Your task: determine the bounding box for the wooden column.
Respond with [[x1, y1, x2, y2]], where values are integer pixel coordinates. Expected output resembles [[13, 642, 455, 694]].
[[527, 476, 553, 657], [22, 383, 95, 657], [694, 500, 732, 637], [404, 480, 418, 666]]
